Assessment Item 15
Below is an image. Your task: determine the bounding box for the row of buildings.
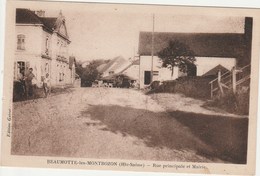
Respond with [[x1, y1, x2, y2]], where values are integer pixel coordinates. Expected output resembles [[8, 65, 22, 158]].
[[98, 17, 252, 89], [14, 8, 252, 90], [14, 9, 76, 88]]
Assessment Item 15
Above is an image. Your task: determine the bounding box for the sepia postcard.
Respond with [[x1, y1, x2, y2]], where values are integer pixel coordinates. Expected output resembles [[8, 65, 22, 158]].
[[1, 0, 260, 175]]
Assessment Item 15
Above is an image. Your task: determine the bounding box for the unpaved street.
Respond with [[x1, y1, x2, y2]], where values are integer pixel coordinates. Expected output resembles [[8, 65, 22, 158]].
[[12, 88, 248, 163]]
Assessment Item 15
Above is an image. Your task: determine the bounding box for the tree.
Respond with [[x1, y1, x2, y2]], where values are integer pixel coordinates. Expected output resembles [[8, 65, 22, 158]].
[[81, 61, 102, 87], [76, 59, 112, 87], [158, 40, 196, 77]]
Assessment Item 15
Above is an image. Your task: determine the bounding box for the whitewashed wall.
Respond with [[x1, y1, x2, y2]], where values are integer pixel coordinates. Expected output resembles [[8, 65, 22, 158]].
[[15, 25, 72, 87], [139, 55, 237, 89], [16, 25, 42, 55], [139, 56, 175, 88], [15, 25, 42, 86], [122, 64, 140, 81]]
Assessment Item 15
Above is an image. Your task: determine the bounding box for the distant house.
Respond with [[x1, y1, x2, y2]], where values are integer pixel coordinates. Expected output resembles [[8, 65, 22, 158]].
[[98, 56, 131, 77], [81, 61, 90, 68], [202, 64, 230, 77], [120, 59, 140, 81], [14, 8, 75, 87], [138, 17, 252, 89]]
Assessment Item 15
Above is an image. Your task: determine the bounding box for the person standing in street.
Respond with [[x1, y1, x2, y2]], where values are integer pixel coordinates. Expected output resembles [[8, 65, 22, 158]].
[[25, 68, 36, 99], [42, 73, 51, 97]]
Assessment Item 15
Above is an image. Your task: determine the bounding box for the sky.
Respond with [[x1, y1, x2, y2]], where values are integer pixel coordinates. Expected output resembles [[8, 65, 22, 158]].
[[39, 6, 245, 62]]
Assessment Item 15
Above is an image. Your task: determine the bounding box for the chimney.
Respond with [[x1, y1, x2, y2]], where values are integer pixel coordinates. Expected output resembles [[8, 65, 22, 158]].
[[35, 10, 45, 17], [244, 17, 253, 66], [244, 17, 253, 42]]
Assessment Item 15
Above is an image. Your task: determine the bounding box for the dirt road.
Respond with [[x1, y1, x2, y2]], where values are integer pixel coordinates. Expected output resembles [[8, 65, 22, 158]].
[[12, 87, 248, 163]]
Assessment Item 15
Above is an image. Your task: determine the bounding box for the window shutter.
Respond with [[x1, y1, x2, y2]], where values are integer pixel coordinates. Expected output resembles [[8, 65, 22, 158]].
[[25, 61, 30, 75], [13, 62, 17, 80]]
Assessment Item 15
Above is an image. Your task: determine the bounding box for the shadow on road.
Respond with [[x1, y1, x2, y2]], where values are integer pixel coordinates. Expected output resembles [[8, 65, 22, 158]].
[[13, 86, 75, 102], [168, 111, 248, 164], [82, 105, 248, 164]]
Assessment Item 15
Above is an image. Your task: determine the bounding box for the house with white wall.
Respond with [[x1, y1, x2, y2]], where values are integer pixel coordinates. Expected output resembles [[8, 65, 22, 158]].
[[120, 59, 140, 81], [14, 8, 76, 87], [98, 56, 131, 77], [138, 17, 252, 89]]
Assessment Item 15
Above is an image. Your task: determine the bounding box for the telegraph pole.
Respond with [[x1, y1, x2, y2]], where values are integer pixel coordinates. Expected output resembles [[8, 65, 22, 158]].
[[151, 14, 155, 83]]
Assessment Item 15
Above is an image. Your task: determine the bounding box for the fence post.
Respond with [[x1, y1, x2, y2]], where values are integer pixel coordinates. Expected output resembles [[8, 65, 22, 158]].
[[232, 66, 236, 93], [218, 70, 224, 96], [210, 83, 213, 99]]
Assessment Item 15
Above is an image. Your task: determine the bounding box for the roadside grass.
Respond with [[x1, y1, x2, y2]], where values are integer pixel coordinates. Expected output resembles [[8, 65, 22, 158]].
[[146, 76, 250, 115], [146, 76, 212, 100], [204, 90, 250, 115]]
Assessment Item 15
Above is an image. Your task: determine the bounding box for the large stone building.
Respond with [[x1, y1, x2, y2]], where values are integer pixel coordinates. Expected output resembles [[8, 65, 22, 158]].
[[14, 8, 76, 87]]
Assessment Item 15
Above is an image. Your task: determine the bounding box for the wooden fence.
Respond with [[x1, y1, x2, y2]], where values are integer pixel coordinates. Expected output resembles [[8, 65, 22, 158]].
[[209, 64, 251, 99]]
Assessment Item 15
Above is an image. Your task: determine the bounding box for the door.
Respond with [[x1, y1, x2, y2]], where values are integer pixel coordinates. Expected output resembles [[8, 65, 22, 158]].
[[187, 64, 197, 76], [144, 71, 151, 85]]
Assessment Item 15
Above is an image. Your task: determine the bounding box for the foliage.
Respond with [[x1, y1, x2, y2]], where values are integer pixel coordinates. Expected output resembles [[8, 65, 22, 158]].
[[146, 76, 212, 99], [75, 59, 109, 79], [81, 63, 99, 87], [206, 89, 250, 115], [76, 59, 109, 87], [158, 40, 196, 76], [75, 62, 84, 78]]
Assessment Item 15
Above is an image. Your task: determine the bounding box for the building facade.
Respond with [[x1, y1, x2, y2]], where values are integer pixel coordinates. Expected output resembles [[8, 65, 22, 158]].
[[138, 17, 252, 89], [120, 59, 140, 81], [14, 9, 75, 87], [98, 56, 131, 77]]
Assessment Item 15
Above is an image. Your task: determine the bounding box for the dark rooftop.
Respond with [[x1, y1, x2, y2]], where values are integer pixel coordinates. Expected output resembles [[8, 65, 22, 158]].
[[138, 31, 246, 59], [16, 8, 68, 40], [40, 17, 57, 30], [16, 8, 43, 25], [202, 64, 230, 77]]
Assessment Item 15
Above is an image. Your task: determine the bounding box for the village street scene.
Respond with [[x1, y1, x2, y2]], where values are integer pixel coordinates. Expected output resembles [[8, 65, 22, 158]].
[[12, 6, 251, 164]]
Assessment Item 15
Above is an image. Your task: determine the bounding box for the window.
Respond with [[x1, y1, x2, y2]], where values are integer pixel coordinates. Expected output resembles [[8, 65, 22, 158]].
[[14, 61, 26, 80], [109, 71, 114, 75], [153, 71, 159, 76], [17, 61, 25, 75], [17, 34, 25, 50], [45, 63, 49, 74], [45, 36, 49, 55]]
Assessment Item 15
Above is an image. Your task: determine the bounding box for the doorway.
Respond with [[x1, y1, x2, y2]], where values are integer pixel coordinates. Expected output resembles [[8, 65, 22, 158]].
[[144, 71, 151, 85]]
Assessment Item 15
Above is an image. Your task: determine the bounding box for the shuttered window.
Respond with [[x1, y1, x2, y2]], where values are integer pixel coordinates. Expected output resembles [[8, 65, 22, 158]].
[[17, 34, 25, 50]]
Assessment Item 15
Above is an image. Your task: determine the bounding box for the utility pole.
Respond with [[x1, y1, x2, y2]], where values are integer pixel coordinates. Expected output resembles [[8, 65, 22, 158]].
[[151, 14, 155, 83]]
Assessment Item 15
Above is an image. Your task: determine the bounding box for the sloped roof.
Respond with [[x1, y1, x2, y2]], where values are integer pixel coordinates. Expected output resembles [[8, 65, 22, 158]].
[[40, 17, 57, 30], [16, 8, 43, 25], [138, 32, 246, 58], [202, 64, 230, 77], [97, 63, 107, 72], [132, 59, 140, 65], [16, 8, 69, 40], [119, 59, 140, 74], [99, 56, 129, 74]]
